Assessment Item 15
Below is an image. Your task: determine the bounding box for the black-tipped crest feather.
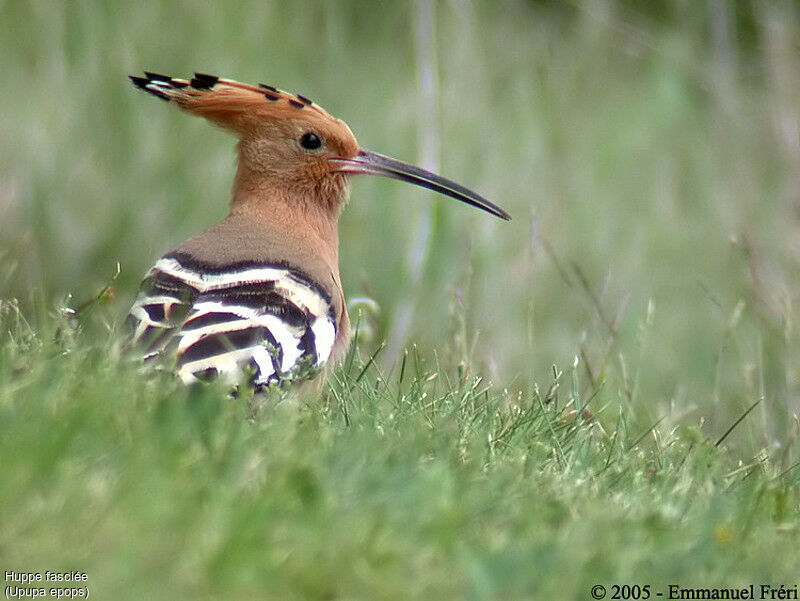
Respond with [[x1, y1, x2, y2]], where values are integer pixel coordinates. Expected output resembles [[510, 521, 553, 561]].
[[191, 72, 218, 90]]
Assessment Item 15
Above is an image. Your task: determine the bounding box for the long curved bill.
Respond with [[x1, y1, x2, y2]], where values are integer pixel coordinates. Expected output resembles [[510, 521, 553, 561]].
[[329, 150, 510, 221]]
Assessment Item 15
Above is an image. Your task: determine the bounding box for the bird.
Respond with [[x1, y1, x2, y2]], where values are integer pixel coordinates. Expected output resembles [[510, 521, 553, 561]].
[[127, 71, 510, 391]]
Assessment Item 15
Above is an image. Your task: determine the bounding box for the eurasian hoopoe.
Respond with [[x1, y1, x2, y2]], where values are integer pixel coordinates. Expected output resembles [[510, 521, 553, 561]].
[[127, 72, 510, 390]]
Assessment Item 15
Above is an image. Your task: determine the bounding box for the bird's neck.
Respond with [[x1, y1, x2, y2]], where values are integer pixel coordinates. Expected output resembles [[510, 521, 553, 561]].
[[229, 167, 342, 264]]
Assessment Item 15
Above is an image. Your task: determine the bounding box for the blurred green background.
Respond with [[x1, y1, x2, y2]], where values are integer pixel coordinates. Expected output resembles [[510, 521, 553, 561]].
[[1, 0, 798, 452]]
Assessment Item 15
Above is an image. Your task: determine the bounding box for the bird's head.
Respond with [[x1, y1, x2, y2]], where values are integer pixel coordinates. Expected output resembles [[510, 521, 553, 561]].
[[130, 72, 509, 220]]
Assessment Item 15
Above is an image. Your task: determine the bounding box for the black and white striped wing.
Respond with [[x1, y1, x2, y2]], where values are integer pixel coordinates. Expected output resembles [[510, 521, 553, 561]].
[[128, 254, 337, 388], [127, 268, 194, 359]]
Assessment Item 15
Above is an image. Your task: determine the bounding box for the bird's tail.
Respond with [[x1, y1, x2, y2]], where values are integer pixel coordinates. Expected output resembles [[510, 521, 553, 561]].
[[129, 71, 328, 135]]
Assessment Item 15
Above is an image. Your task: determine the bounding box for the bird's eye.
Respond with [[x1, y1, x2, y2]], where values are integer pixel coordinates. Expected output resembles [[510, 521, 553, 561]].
[[300, 132, 323, 150]]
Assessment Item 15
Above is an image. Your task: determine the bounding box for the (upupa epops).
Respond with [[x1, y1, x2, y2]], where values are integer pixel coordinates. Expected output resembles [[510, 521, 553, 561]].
[[127, 72, 510, 390]]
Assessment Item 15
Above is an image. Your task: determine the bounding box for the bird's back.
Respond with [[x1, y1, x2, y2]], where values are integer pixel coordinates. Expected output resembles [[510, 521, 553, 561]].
[[128, 213, 345, 389]]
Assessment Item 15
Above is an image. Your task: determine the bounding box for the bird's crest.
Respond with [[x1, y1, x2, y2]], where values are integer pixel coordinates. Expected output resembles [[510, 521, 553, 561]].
[[129, 72, 341, 136]]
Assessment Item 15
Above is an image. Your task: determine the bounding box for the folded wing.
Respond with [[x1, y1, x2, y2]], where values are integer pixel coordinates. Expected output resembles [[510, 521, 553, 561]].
[[128, 254, 337, 388]]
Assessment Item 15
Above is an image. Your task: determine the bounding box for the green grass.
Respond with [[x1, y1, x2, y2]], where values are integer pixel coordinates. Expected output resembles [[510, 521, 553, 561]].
[[1, 1, 800, 598], [0, 307, 798, 600]]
